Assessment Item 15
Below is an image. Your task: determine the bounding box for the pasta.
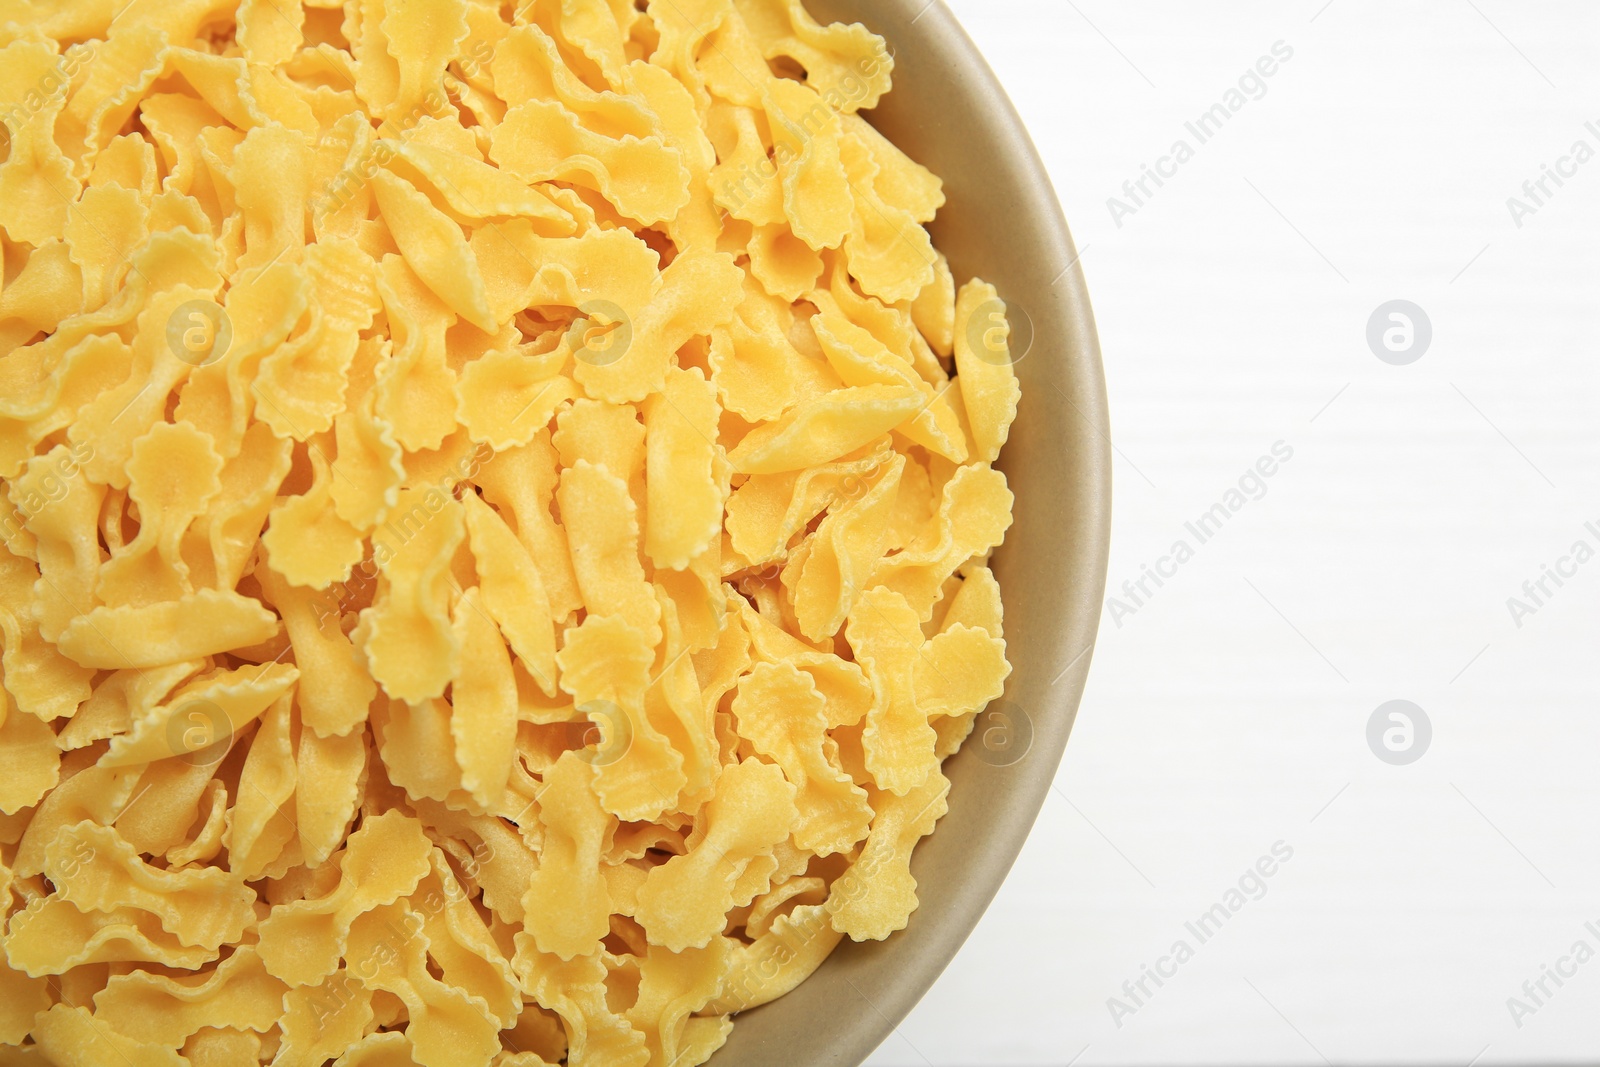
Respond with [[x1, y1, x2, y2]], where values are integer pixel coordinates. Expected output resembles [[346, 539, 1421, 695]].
[[0, 0, 1022, 1064]]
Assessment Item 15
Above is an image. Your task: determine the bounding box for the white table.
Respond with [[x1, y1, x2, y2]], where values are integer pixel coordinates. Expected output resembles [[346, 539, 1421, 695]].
[[868, 2, 1600, 1063]]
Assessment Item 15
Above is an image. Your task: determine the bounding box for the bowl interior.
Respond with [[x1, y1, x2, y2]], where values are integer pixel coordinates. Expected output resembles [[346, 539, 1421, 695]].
[[710, 2, 1112, 1064]]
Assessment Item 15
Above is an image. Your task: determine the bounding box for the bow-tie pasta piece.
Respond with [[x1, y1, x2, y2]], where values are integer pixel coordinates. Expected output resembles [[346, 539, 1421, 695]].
[[846, 586, 941, 796], [732, 662, 872, 856], [510, 948, 650, 1067], [521, 752, 617, 961], [728, 384, 926, 475], [0, 546, 93, 723], [636, 758, 798, 951], [91, 947, 287, 1047], [826, 768, 952, 941], [257, 809, 434, 987], [0, 691, 61, 816], [0, 0, 1023, 1059]]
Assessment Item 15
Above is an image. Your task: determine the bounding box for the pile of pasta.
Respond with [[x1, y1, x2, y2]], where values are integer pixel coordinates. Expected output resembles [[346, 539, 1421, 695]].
[[0, 0, 1021, 1063]]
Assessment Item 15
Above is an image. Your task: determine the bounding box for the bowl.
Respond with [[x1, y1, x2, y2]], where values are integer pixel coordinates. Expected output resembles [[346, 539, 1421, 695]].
[[710, 2, 1112, 1063]]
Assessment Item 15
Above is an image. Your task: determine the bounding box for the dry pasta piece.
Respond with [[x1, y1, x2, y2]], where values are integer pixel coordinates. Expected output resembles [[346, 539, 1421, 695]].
[[915, 624, 1011, 719], [168, 778, 230, 868], [873, 463, 1014, 622], [732, 662, 872, 856], [372, 169, 497, 333], [846, 586, 939, 796], [626, 937, 733, 1067], [0, 954, 49, 1046], [450, 587, 519, 809], [256, 809, 434, 987], [37, 825, 254, 953], [388, 140, 576, 231], [912, 250, 958, 358], [31, 1005, 187, 1067], [194, 420, 294, 591], [228, 696, 302, 880], [295, 728, 369, 868], [707, 903, 842, 1013], [412, 851, 522, 1027], [473, 436, 582, 622], [0, 40, 81, 247], [762, 78, 852, 252], [556, 459, 662, 647], [572, 249, 744, 407], [186, 1029, 265, 1067], [56, 587, 280, 669], [838, 131, 937, 304], [736, 0, 894, 109], [100, 661, 298, 767], [644, 366, 725, 570], [644, 639, 722, 811], [354, 488, 465, 703], [254, 238, 382, 439], [455, 348, 577, 451], [953, 280, 1022, 464], [791, 452, 904, 640], [491, 99, 689, 227], [92, 947, 288, 1047], [739, 598, 874, 728], [6, 897, 219, 975], [372, 254, 462, 454], [811, 296, 967, 462], [259, 565, 378, 738], [636, 759, 797, 951], [332, 343, 407, 530], [278, 971, 376, 1067], [374, 695, 469, 805], [12, 751, 145, 878], [708, 278, 810, 421], [826, 768, 950, 941], [511, 948, 649, 1067], [463, 491, 559, 693], [117, 757, 227, 858], [57, 663, 192, 752], [383, 0, 470, 126], [557, 614, 683, 822], [329, 1032, 424, 1067], [521, 752, 615, 960], [13, 445, 106, 643], [724, 438, 892, 565], [554, 400, 646, 504], [0, 697, 61, 816], [728, 384, 924, 474], [941, 563, 1005, 638], [344, 899, 503, 1067]]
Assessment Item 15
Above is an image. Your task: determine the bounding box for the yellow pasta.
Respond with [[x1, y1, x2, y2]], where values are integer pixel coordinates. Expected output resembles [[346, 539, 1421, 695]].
[[0, 0, 1022, 1061]]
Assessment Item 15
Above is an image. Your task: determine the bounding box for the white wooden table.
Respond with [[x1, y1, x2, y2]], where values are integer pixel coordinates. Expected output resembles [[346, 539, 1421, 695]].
[[868, 2, 1600, 1063]]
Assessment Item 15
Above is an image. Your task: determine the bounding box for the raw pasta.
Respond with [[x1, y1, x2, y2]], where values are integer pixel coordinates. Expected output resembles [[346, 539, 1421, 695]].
[[0, 0, 1021, 1064]]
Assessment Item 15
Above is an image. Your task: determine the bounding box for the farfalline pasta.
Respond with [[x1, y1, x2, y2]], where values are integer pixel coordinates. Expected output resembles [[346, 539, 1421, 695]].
[[0, 0, 1021, 1064]]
